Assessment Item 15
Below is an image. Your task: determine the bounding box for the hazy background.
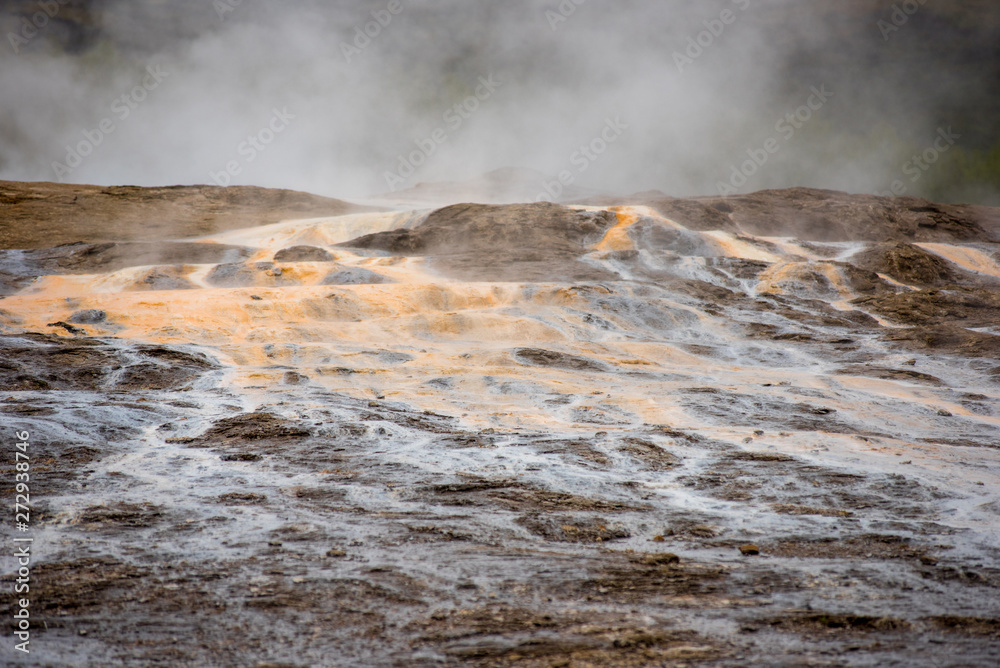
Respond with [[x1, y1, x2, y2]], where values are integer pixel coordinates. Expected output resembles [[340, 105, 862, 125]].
[[2, 0, 998, 203]]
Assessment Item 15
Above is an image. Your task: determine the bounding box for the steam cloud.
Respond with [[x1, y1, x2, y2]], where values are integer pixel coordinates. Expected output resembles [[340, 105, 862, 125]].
[[1, 0, 998, 203]]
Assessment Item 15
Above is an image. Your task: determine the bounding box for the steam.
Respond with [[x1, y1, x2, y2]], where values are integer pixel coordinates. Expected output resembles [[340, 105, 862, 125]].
[[1, 0, 997, 203]]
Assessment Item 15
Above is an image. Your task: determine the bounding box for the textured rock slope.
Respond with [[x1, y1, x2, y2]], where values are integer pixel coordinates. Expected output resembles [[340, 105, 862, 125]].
[[1, 184, 999, 666]]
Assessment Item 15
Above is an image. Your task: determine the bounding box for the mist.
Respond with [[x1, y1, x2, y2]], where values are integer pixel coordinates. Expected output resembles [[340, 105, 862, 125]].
[[2, 0, 998, 204]]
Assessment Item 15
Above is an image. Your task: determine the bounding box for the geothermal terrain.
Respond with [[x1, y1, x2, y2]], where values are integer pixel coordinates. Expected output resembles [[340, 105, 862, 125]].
[[1, 181, 1000, 667]]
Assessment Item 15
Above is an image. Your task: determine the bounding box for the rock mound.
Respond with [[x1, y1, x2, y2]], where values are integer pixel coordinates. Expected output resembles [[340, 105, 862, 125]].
[[514, 348, 608, 372], [851, 243, 958, 287], [274, 245, 335, 262], [2, 241, 251, 276], [0, 181, 382, 249], [321, 267, 391, 285], [339, 202, 617, 282], [590, 188, 998, 243], [0, 334, 215, 391]]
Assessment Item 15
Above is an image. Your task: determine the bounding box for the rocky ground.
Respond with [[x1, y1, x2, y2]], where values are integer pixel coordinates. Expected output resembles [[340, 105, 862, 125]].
[[1, 181, 999, 667], [0, 182, 379, 249]]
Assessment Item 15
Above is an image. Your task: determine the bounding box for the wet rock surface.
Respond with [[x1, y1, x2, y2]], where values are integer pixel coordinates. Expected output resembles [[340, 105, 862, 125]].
[[206, 261, 302, 288], [13, 380, 998, 666], [0, 333, 217, 391], [853, 286, 1000, 328], [851, 242, 961, 287], [23, 241, 252, 274], [594, 187, 1000, 243], [1, 186, 999, 666], [0, 242, 253, 296], [513, 348, 609, 373]]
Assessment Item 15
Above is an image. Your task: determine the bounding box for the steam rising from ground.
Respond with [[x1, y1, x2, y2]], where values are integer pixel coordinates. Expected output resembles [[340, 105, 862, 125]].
[[2, 0, 998, 203]]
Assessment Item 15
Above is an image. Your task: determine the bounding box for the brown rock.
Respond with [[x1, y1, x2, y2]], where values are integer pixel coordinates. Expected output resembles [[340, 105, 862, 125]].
[[274, 245, 336, 262], [587, 187, 998, 243], [850, 242, 958, 287], [0, 181, 379, 249], [338, 202, 617, 282]]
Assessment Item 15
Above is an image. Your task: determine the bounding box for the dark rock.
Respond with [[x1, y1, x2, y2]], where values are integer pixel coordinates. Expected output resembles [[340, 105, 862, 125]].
[[618, 438, 681, 470], [835, 366, 944, 385], [853, 287, 1000, 327], [589, 188, 997, 242], [883, 325, 1000, 358], [47, 321, 86, 334], [929, 616, 1000, 637], [283, 371, 309, 385], [321, 267, 391, 285], [218, 492, 267, 504], [0, 181, 381, 250], [136, 267, 197, 291], [763, 614, 911, 633], [636, 553, 680, 566], [68, 309, 107, 324], [30, 241, 251, 274], [206, 262, 300, 288], [850, 243, 959, 287], [517, 515, 631, 543], [274, 245, 335, 262], [77, 503, 164, 529], [219, 453, 263, 462], [514, 348, 608, 372], [0, 335, 216, 391], [188, 413, 311, 446], [669, 189, 993, 242], [339, 202, 617, 282]]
